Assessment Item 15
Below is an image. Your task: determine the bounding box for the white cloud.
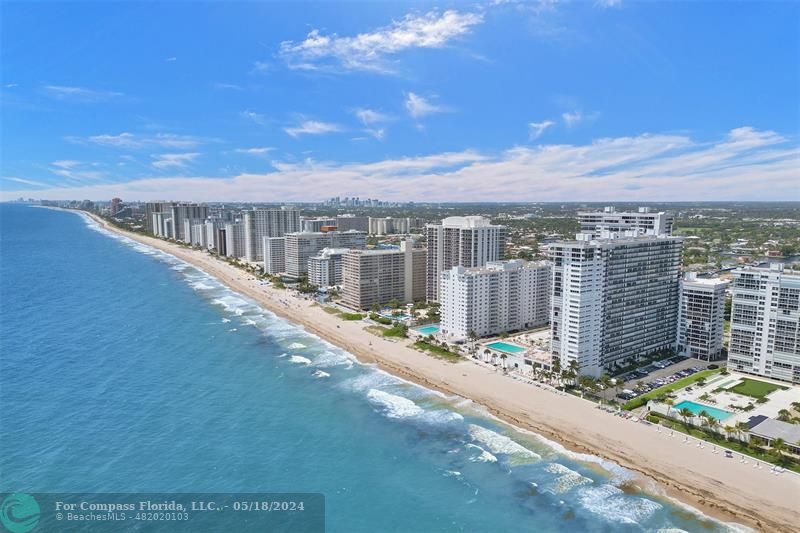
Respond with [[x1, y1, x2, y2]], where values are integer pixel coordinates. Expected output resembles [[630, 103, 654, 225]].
[[279, 9, 483, 73], [234, 147, 274, 156], [3, 177, 50, 187], [284, 120, 343, 138], [51, 160, 81, 169], [354, 108, 390, 125], [7, 127, 797, 203], [76, 132, 207, 150], [48, 160, 105, 181], [240, 110, 266, 125], [528, 120, 555, 140], [405, 92, 447, 119], [596, 0, 622, 8], [562, 110, 599, 128], [42, 85, 123, 102], [151, 153, 200, 170], [166, 56, 178, 62], [250, 61, 270, 74], [214, 83, 244, 91]]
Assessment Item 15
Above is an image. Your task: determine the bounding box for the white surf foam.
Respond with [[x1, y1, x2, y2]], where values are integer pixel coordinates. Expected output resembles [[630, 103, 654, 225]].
[[313, 370, 331, 379], [465, 443, 498, 463], [287, 342, 306, 349], [544, 463, 594, 494], [577, 484, 662, 525], [289, 356, 312, 365], [367, 389, 424, 419], [467, 424, 540, 462]]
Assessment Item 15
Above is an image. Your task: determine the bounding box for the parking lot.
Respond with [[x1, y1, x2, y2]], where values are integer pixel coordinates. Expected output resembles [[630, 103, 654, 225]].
[[599, 357, 715, 401]]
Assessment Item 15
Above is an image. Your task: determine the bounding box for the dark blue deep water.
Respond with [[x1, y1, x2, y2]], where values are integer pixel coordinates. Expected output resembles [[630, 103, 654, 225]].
[[0, 205, 733, 531]]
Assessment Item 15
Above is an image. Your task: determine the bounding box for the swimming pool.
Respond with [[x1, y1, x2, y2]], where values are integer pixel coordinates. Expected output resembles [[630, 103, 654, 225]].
[[486, 341, 526, 354], [414, 324, 440, 336], [673, 400, 732, 421]]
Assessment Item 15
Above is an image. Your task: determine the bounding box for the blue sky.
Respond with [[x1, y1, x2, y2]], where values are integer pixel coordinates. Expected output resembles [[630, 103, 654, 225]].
[[1, 0, 798, 202]]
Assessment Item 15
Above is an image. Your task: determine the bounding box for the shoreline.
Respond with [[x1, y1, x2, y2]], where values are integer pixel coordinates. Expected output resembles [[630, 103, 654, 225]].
[[81, 211, 799, 532]]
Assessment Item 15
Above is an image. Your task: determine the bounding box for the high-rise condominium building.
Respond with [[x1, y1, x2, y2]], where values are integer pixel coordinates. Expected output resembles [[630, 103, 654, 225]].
[[727, 264, 800, 384], [425, 216, 507, 302], [549, 233, 683, 377], [284, 231, 367, 278], [677, 273, 729, 361], [224, 222, 246, 258], [307, 248, 350, 287], [336, 215, 370, 233], [243, 208, 301, 262], [171, 204, 209, 242], [440, 260, 551, 341], [263, 237, 286, 275], [341, 240, 426, 310], [144, 201, 174, 234], [577, 206, 674, 237]]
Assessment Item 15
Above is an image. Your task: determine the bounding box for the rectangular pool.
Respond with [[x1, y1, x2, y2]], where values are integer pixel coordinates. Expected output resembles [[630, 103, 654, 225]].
[[673, 400, 732, 421], [414, 324, 440, 335], [486, 341, 526, 354]]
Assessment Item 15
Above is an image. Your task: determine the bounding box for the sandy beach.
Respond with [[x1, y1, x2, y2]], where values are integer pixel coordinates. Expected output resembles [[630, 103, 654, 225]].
[[86, 212, 800, 532]]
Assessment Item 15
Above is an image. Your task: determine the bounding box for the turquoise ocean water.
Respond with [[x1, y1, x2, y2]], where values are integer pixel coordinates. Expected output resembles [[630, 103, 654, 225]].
[[0, 205, 736, 531]]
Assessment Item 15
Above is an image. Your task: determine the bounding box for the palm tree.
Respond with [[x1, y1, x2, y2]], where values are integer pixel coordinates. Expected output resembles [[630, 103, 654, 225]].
[[467, 329, 479, 357], [483, 348, 491, 363], [679, 407, 693, 428], [665, 399, 675, 418], [724, 424, 736, 440], [500, 353, 508, 370], [568, 360, 579, 383], [706, 416, 721, 436], [777, 409, 793, 423], [736, 422, 750, 443], [771, 438, 787, 463], [790, 401, 800, 412], [614, 377, 625, 397]]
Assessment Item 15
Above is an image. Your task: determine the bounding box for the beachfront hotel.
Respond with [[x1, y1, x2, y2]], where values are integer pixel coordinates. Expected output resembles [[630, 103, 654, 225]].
[[341, 240, 426, 310], [243, 207, 301, 262], [727, 264, 800, 384], [677, 273, 729, 361], [439, 259, 551, 341], [425, 216, 507, 302], [577, 206, 674, 238], [284, 230, 367, 278], [170, 204, 209, 242], [549, 232, 683, 377], [307, 248, 349, 288]]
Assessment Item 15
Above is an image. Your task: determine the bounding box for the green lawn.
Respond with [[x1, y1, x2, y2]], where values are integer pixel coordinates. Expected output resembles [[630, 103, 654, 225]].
[[646, 412, 799, 473], [413, 341, 461, 362], [624, 369, 722, 410], [320, 306, 340, 315], [339, 312, 364, 321], [729, 378, 787, 399]]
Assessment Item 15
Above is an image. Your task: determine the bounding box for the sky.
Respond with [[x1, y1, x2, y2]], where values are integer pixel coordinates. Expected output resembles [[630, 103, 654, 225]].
[[1, 0, 798, 202]]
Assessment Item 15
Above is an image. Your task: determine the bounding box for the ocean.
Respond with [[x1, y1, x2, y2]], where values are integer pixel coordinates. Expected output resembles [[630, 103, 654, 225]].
[[0, 204, 734, 532]]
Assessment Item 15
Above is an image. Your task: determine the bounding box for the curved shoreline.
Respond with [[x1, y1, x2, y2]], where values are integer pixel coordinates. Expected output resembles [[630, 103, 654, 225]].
[[81, 211, 800, 532]]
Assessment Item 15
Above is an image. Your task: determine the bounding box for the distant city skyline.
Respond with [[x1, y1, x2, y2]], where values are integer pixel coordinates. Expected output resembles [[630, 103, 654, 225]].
[[1, 1, 798, 202]]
